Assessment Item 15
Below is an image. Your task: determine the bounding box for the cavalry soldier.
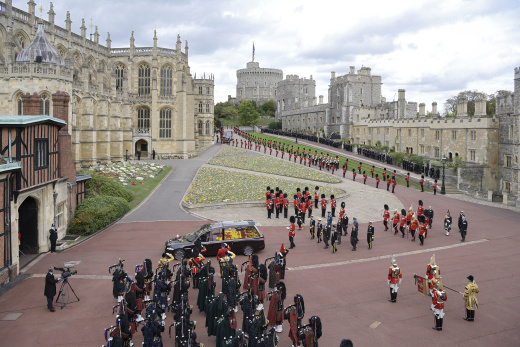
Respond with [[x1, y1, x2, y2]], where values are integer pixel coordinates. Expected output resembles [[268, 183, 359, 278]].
[[427, 254, 440, 295], [463, 275, 479, 322], [387, 256, 402, 302], [320, 194, 328, 218], [367, 221, 375, 250], [431, 277, 447, 331], [314, 186, 320, 209], [383, 204, 390, 231], [309, 216, 316, 240], [392, 209, 400, 234], [288, 216, 296, 249], [330, 195, 337, 217], [316, 219, 323, 244], [444, 210, 452, 236]]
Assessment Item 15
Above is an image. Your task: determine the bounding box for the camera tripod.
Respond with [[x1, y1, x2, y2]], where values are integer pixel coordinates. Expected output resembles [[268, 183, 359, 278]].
[[55, 278, 80, 309]]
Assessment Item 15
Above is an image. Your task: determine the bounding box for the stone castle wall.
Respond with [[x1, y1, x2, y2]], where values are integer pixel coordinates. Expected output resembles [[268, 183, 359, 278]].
[[236, 61, 283, 104]]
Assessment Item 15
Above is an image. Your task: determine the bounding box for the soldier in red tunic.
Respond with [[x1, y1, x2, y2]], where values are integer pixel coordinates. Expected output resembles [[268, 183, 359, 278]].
[[288, 216, 296, 249], [410, 214, 418, 241], [358, 162, 362, 174], [306, 196, 313, 218], [320, 194, 327, 218], [363, 171, 367, 184], [392, 209, 400, 234], [426, 254, 440, 295], [399, 209, 407, 238], [293, 195, 300, 216], [371, 165, 375, 178], [387, 256, 402, 302], [352, 169, 356, 181], [376, 174, 380, 188], [275, 193, 282, 219], [383, 204, 390, 231], [314, 186, 319, 209], [283, 193, 289, 218], [392, 178, 396, 193], [420, 175, 425, 192], [434, 179, 438, 195], [386, 176, 391, 191], [406, 172, 410, 187], [383, 168, 387, 181], [417, 200, 425, 217], [343, 165, 347, 178], [299, 199, 307, 225], [330, 195, 336, 217], [418, 215, 427, 246]]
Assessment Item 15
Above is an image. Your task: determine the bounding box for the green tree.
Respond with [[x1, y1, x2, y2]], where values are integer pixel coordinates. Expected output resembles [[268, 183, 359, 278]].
[[444, 90, 488, 117], [214, 115, 222, 128], [238, 100, 259, 126], [214, 101, 233, 118], [261, 100, 277, 117], [268, 121, 282, 130], [221, 105, 238, 119]]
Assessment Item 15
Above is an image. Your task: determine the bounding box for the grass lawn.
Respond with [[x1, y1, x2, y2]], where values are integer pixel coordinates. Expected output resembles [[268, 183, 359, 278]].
[[208, 155, 342, 183], [249, 132, 427, 191], [185, 167, 343, 204]]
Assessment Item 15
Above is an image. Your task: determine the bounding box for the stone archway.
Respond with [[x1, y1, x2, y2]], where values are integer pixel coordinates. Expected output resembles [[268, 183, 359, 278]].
[[135, 139, 149, 158], [18, 197, 39, 254]]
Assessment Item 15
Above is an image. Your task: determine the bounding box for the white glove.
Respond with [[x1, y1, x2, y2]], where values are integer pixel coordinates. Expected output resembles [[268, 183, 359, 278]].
[[387, 279, 390, 285], [399, 279, 402, 285]]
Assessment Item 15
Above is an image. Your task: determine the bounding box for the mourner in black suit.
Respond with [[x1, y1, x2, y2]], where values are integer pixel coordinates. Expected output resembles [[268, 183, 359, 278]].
[[44, 268, 59, 312]]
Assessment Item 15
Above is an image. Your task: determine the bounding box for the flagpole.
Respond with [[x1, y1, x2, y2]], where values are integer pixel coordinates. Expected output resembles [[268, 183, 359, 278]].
[[252, 41, 255, 62]]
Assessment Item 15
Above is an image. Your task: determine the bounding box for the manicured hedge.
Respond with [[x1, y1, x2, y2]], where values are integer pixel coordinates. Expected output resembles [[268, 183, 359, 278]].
[[85, 174, 134, 202], [67, 195, 130, 235]]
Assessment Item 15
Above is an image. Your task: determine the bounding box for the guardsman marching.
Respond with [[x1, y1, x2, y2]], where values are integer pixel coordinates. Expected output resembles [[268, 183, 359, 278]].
[[463, 275, 479, 321], [406, 172, 410, 187], [399, 209, 407, 238], [431, 277, 447, 331], [383, 204, 390, 231], [418, 215, 427, 246], [314, 186, 320, 209], [392, 209, 400, 234], [320, 194, 328, 218], [288, 216, 296, 249], [367, 221, 374, 250], [309, 216, 316, 239], [386, 176, 391, 191], [330, 195, 337, 217], [352, 169, 356, 181], [387, 256, 402, 302], [417, 200, 425, 217], [341, 202, 349, 236]]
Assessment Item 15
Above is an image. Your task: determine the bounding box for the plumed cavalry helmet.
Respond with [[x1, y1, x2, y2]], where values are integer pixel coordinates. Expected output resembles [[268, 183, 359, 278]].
[[409, 206, 413, 211], [391, 255, 397, 266], [430, 254, 436, 266], [384, 204, 389, 211]]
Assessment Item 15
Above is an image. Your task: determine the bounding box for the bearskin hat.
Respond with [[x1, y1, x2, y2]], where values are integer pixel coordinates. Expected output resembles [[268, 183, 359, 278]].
[[363, 171, 366, 174], [289, 215, 296, 223], [266, 186, 271, 191], [419, 200, 423, 206], [384, 204, 389, 211], [135, 271, 145, 288], [125, 291, 137, 310], [305, 187, 309, 191], [418, 215, 426, 223], [401, 209, 406, 216], [251, 254, 259, 269], [297, 188, 301, 192], [293, 194, 298, 199], [331, 194, 335, 199], [270, 189, 274, 193], [283, 193, 288, 198], [341, 201, 346, 208], [275, 187, 279, 191], [315, 186, 319, 190], [376, 173, 379, 178]]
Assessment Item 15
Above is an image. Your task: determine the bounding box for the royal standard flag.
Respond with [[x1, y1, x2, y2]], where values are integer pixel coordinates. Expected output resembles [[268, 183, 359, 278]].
[[252, 42, 255, 61], [415, 274, 429, 296]]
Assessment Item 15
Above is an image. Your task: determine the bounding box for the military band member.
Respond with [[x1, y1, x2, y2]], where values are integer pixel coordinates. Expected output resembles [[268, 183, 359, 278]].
[[309, 216, 316, 240], [399, 209, 407, 238], [266, 196, 274, 219], [417, 200, 425, 217], [288, 216, 296, 249], [367, 221, 375, 250], [463, 275, 479, 321], [320, 194, 328, 218], [431, 278, 447, 331], [268, 281, 286, 333], [316, 219, 323, 243], [387, 256, 402, 302], [383, 204, 390, 231], [294, 195, 300, 216], [299, 316, 322, 347], [275, 193, 282, 219], [444, 210, 452, 236], [299, 199, 307, 225]]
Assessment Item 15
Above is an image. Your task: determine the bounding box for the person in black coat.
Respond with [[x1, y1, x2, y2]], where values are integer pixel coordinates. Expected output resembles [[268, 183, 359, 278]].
[[44, 267, 59, 312], [49, 224, 58, 253], [460, 215, 468, 242], [351, 218, 359, 251]]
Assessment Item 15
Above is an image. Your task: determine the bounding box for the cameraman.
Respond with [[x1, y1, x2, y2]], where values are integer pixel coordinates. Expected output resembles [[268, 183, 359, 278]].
[[44, 267, 59, 312]]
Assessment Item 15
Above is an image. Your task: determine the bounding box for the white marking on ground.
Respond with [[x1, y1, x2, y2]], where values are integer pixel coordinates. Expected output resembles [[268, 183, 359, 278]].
[[286, 239, 488, 271]]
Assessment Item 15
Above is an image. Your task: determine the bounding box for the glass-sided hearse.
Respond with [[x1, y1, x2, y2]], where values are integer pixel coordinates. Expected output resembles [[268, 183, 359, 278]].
[[165, 220, 265, 260]]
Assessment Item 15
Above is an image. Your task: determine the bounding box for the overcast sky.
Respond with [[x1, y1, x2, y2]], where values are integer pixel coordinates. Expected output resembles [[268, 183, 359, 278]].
[[25, 0, 520, 112]]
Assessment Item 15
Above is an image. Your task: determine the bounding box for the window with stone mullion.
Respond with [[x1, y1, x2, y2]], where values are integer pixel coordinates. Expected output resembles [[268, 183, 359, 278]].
[[160, 109, 172, 138], [138, 63, 151, 96], [160, 66, 172, 96]]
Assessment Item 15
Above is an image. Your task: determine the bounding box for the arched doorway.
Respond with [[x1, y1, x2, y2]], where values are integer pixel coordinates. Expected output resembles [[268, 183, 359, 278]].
[[19, 197, 39, 254], [135, 139, 148, 158]]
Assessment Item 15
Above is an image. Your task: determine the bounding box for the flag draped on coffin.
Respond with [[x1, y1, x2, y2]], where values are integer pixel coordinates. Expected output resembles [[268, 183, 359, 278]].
[[415, 275, 429, 296]]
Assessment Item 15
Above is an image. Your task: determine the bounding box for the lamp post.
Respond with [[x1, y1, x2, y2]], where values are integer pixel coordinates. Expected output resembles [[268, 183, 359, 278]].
[[441, 157, 447, 195], [126, 149, 128, 161]]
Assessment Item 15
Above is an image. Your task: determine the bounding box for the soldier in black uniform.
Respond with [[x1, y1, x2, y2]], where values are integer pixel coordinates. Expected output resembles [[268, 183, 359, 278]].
[[309, 216, 316, 240], [460, 215, 468, 242], [316, 219, 323, 244], [367, 221, 375, 250], [331, 227, 338, 253], [351, 218, 359, 251], [323, 224, 331, 249]]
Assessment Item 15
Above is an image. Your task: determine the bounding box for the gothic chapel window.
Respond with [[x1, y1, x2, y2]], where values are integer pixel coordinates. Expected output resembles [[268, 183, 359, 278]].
[[159, 109, 172, 138], [138, 63, 151, 96], [116, 65, 125, 91], [160, 65, 173, 96], [138, 108, 150, 130], [40, 95, 50, 116]]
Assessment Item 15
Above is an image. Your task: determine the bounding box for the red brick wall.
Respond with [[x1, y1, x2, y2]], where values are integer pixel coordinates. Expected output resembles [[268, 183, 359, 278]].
[[21, 93, 41, 115]]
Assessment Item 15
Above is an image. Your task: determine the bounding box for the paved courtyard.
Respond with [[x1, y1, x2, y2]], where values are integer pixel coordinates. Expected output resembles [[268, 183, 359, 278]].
[[0, 141, 519, 346]]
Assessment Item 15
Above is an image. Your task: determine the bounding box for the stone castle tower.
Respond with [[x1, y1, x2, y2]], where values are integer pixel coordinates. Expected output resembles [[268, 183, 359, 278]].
[[236, 61, 283, 104]]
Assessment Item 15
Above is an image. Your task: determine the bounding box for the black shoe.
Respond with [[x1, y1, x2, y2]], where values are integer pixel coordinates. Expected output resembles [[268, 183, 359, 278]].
[[50, 308, 55, 312], [463, 317, 469, 321]]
